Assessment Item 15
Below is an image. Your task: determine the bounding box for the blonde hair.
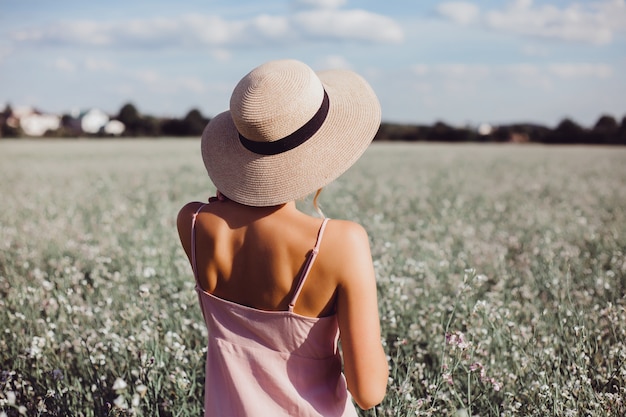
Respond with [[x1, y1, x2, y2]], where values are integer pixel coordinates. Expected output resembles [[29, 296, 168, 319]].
[[313, 188, 325, 218]]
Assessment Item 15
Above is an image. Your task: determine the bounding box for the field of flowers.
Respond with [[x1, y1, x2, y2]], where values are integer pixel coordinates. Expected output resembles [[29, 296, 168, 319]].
[[1, 139, 625, 416]]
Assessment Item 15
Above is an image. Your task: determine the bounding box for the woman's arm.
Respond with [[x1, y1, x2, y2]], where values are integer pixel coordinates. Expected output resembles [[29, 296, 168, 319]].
[[333, 221, 388, 410], [176, 201, 205, 263]]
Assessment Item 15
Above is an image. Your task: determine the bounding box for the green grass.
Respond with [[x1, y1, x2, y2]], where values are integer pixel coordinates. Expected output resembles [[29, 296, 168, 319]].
[[1, 139, 625, 416]]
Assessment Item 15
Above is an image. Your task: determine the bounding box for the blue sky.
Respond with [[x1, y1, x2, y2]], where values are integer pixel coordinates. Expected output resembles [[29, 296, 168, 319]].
[[1, 0, 625, 127]]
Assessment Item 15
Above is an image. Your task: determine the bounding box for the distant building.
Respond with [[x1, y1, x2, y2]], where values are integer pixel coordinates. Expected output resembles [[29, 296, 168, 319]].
[[477, 123, 493, 136], [104, 120, 125, 136], [16, 107, 61, 136], [80, 108, 109, 134]]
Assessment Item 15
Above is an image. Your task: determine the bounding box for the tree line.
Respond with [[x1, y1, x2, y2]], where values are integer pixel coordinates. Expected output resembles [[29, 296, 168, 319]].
[[375, 115, 626, 145], [2, 102, 625, 145]]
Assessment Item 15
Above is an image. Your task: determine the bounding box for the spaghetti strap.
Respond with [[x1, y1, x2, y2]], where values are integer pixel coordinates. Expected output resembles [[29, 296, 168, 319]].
[[191, 203, 208, 282], [288, 218, 330, 312]]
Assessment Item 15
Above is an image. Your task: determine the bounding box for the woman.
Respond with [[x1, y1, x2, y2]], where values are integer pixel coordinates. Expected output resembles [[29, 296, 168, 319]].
[[177, 59, 388, 416]]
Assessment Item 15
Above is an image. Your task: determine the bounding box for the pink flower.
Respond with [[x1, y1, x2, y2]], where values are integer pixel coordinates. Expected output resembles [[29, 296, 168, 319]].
[[470, 362, 483, 372]]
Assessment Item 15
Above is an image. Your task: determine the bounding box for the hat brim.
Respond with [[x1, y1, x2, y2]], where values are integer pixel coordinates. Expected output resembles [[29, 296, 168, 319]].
[[201, 69, 381, 207]]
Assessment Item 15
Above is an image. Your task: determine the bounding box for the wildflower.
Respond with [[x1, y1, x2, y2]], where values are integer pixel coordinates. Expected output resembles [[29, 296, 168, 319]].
[[6, 391, 16, 405], [112, 377, 127, 391], [574, 325, 585, 336], [445, 331, 470, 351], [490, 378, 502, 392], [136, 384, 148, 398], [28, 336, 46, 359], [442, 372, 453, 385], [472, 300, 487, 314], [393, 338, 407, 347], [142, 267, 156, 278], [469, 362, 481, 371], [113, 395, 128, 409], [51, 369, 63, 381], [139, 284, 150, 298]]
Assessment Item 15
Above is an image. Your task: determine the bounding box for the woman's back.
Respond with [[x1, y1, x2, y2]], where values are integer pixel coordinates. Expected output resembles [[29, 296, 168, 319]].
[[184, 200, 341, 318]]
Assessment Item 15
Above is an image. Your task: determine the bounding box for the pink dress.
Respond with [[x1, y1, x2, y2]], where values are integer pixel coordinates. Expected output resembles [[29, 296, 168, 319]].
[[191, 205, 358, 417]]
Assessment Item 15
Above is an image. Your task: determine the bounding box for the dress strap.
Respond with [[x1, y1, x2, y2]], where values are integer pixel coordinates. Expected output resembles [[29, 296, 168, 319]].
[[288, 218, 330, 312], [191, 203, 208, 282]]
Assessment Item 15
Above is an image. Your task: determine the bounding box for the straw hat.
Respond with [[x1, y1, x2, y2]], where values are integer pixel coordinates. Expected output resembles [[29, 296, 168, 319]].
[[201, 59, 381, 207]]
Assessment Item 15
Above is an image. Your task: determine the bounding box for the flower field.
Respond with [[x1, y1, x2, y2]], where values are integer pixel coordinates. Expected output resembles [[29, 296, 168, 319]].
[[1, 140, 625, 416]]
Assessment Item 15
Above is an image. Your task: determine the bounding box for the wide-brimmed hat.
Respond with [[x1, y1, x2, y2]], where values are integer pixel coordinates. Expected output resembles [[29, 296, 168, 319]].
[[201, 59, 381, 207]]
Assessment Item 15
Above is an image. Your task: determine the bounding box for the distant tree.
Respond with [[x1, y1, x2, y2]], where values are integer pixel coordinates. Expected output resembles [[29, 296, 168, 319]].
[[1, 104, 11, 119], [117, 103, 142, 136], [618, 115, 626, 145], [117, 103, 140, 124], [426, 121, 473, 142], [494, 123, 551, 143], [115, 103, 162, 137], [374, 122, 422, 141], [160, 118, 188, 136], [183, 108, 209, 136], [590, 114, 619, 144], [161, 108, 209, 137], [1, 104, 21, 138], [141, 116, 161, 137], [545, 118, 586, 144], [594, 114, 618, 132]]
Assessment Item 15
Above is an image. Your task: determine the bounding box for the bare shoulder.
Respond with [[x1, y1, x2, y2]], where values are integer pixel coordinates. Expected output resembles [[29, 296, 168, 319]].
[[324, 219, 371, 250], [176, 201, 206, 256], [321, 219, 373, 281], [177, 201, 205, 221]]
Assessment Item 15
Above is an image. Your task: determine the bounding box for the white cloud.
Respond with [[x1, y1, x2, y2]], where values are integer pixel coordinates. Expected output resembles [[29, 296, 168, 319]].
[[412, 63, 491, 79], [521, 44, 549, 57], [249, 14, 291, 39], [548, 63, 613, 78], [500, 64, 553, 88], [211, 49, 232, 62], [316, 55, 352, 70], [10, 8, 403, 49], [411, 61, 613, 91], [436, 0, 626, 45], [484, 0, 622, 44], [293, 0, 346, 9], [84, 58, 116, 72], [53, 57, 76, 73], [135, 70, 161, 85], [437, 2, 480, 25], [130, 70, 207, 94], [177, 77, 207, 93], [412, 64, 430, 76], [502, 63, 541, 78], [293, 9, 404, 43], [438, 64, 491, 78]]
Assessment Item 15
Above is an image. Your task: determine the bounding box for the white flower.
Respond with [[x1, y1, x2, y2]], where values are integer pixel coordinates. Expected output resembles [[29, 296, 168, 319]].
[[136, 384, 148, 397], [113, 395, 128, 409], [139, 284, 150, 298], [112, 377, 127, 391], [6, 391, 16, 405]]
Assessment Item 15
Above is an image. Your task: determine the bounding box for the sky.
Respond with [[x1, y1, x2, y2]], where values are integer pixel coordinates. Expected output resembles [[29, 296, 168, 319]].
[[0, 0, 625, 127]]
